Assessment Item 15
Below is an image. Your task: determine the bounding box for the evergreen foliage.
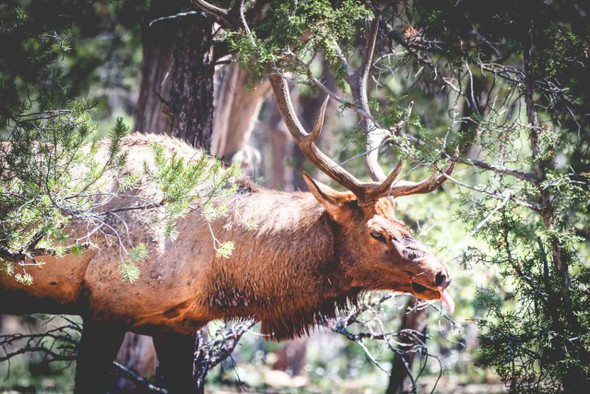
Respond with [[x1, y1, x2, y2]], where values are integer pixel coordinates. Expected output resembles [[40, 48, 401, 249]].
[[406, 1, 590, 391], [221, 0, 590, 391], [0, 1, 242, 284]]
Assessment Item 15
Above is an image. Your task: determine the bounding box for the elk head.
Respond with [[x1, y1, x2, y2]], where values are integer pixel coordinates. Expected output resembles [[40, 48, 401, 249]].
[[269, 73, 456, 312]]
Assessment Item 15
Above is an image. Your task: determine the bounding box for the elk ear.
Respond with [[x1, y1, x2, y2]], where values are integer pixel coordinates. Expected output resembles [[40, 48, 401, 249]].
[[303, 172, 356, 221]]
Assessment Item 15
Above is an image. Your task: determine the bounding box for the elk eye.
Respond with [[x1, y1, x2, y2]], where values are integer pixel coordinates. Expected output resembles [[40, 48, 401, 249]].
[[370, 232, 386, 243]]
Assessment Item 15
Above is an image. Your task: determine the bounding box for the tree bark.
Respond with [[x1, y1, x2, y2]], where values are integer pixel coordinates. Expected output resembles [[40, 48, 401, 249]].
[[211, 63, 271, 162], [129, 13, 271, 392], [292, 61, 338, 190], [268, 117, 294, 190], [133, 1, 177, 135], [134, 8, 215, 150], [124, 6, 217, 392], [167, 14, 215, 149], [113, 333, 157, 391]]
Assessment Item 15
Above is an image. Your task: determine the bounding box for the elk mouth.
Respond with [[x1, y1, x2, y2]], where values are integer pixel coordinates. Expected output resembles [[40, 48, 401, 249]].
[[411, 282, 428, 294], [411, 281, 455, 313], [409, 281, 439, 300]]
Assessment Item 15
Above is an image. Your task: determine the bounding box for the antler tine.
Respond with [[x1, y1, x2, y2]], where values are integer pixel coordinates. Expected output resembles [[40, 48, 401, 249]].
[[369, 158, 405, 196], [311, 95, 330, 142], [269, 73, 374, 200], [389, 160, 456, 197], [270, 72, 455, 203]]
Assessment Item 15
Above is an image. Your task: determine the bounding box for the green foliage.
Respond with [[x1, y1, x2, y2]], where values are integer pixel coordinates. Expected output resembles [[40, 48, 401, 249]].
[[0, 0, 244, 283], [1, 261, 14, 276], [451, 127, 590, 392], [0, 110, 129, 283], [146, 142, 242, 247], [537, 22, 590, 79], [3, 0, 589, 392], [0, 0, 246, 284], [304, 1, 590, 390], [244, 219, 258, 231], [415, 3, 590, 390], [119, 244, 146, 282], [14, 272, 34, 286], [215, 241, 234, 259], [226, 0, 370, 82]]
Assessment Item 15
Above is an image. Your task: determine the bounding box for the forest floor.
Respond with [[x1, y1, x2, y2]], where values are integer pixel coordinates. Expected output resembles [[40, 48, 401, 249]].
[[205, 372, 507, 393]]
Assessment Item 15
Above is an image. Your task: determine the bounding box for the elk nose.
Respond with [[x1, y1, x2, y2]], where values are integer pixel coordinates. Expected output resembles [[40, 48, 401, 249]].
[[435, 271, 451, 288]]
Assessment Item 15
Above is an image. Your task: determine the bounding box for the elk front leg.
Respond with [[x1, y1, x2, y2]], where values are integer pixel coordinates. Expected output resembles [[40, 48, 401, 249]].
[[74, 320, 126, 394], [153, 332, 198, 393]]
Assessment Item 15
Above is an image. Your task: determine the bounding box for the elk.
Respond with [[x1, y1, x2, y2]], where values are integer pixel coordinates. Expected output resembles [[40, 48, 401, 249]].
[[0, 72, 455, 393]]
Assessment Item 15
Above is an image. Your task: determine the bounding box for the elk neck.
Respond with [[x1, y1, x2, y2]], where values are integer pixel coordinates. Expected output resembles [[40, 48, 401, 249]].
[[197, 186, 362, 339]]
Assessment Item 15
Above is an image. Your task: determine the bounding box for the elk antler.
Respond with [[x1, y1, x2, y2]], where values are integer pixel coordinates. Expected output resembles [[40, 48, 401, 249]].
[[348, 17, 455, 195], [269, 16, 454, 204], [269, 73, 404, 205]]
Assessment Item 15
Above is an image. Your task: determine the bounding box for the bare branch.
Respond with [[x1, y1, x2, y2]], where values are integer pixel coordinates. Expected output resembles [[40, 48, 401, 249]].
[[462, 157, 538, 183], [442, 173, 541, 211], [193, 320, 256, 388], [192, 0, 231, 26], [113, 362, 168, 393]]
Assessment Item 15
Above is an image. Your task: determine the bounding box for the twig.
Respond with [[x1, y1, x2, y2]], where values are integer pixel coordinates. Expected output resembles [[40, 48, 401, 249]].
[[112, 362, 168, 393], [470, 191, 511, 235]]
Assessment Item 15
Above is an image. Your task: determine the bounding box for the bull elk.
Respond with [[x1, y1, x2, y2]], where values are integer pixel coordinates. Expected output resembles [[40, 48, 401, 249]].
[[0, 73, 455, 393]]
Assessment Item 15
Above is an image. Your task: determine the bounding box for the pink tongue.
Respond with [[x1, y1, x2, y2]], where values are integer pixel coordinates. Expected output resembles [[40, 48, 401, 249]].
[[440, 290, 455, 314]]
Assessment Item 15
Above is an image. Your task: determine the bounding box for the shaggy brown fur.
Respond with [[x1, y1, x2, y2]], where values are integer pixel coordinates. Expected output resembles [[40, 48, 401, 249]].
[[0, 133, 450, 340]]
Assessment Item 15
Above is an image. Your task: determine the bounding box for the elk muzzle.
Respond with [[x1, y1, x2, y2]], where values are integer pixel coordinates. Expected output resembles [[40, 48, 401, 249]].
[[395, 240, 455, 312]]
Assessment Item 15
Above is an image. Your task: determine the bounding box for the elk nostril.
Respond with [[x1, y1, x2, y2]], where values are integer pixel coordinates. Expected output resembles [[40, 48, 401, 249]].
[[435, 272, 446, 287]]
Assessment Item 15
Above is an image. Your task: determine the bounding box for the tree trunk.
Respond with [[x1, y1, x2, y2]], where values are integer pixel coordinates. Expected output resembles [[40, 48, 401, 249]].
[[211, 63, 271, 162], [123, 6, 217, 392], [292, 60, 338, 190], [386, 297, 428, 394], [265, 90, 296, 190], [113, 333, 157, 391], [272, 337, 308, 376], [133, 1, 177, 135], [167, 14, 215, 149], [269, 119, 294, 190], [128, 13, 272, 392], [134, 8, 215, 150]]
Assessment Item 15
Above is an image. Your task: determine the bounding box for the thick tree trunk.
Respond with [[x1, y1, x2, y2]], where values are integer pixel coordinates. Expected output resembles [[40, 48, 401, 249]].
[[133, 6, 174, 135], [123, 7, 217, 392], [128, 13, 272, 393], [167, 14, 215, 149], [134, 9, 215, 149]]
